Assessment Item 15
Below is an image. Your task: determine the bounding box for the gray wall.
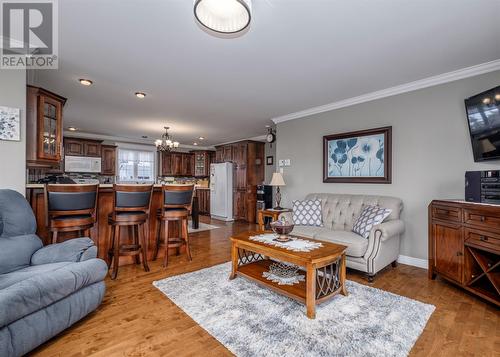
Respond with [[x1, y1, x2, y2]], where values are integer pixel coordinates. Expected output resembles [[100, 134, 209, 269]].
[[0, 70, 26, 194], [264, 139, 277, 184], [276, 71, 500, 260]]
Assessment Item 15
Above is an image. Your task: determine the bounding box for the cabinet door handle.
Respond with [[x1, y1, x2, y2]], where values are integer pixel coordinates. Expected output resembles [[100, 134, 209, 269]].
[[480, 216, 485, 222], [479, 235, 488, 241]]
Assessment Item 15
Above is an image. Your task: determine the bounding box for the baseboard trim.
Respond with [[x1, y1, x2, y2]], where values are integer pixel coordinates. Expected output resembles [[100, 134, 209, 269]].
[[397, 255, 428, 270]]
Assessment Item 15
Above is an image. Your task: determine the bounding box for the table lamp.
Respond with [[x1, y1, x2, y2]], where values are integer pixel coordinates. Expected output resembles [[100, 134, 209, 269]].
[[269, 172, 286, 210]]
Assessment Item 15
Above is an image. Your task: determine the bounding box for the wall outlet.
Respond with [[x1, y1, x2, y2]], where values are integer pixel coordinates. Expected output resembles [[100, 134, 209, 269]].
[[278, 159, 285, 167], [284, 159, 291, 166]]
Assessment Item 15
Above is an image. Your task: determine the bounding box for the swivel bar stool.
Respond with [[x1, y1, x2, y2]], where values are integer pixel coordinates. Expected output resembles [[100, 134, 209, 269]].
[[107, 184, 153, 279], [45, 184, 98, 244], [153, 184, 194, 267]]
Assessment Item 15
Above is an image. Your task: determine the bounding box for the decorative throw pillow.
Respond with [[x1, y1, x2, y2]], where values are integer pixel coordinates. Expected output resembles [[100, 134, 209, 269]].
[[292, 199, 323, 226], [352, 205, 392, 239]]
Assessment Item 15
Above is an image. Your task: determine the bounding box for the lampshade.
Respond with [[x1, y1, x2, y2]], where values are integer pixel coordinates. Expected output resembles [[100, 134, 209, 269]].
[[194, 0, 252, 34], [269, 172, 285, 187]]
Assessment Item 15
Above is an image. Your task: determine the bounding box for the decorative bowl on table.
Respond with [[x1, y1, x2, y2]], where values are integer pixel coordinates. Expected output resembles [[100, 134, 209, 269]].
[[270, 220, 294, 242]]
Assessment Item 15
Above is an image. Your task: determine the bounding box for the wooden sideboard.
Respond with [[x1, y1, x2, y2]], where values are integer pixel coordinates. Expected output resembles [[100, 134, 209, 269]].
[[428, 200, 500, 306]]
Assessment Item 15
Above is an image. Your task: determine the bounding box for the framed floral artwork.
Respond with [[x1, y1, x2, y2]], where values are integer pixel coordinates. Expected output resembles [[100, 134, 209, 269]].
[[323, 126, 392, 183], [0, 106, 21, 141]]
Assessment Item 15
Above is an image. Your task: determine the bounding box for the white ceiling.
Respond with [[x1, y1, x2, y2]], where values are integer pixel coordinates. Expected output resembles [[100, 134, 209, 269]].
[[34, 0, 500, 146]]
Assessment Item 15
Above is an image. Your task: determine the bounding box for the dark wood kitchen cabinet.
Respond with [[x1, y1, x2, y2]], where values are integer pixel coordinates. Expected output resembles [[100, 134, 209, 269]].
[[101, 145, 117, 176], [26, 85, 67, 167], [64, 138, 102, 157], [64, 138, 85, 156], [429, 200, 500, 306], [214, 140, 264, 223], [182, 153, 194, 176], [192, 150, 214, 177], [195, 188, 210, 215], [159, 152, 196, 177], [171, 153, 183, 175]]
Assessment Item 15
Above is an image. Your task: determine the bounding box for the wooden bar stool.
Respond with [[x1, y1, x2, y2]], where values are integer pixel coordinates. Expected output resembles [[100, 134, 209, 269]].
[[107, 184, 153, 280], [45, 184, 98, 244], [153, 184, 194, 267]]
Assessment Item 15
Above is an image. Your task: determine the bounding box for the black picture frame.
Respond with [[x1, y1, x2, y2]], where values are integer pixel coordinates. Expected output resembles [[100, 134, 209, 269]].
[[266, 156, 274, 165], [323, 126, 392, 184]]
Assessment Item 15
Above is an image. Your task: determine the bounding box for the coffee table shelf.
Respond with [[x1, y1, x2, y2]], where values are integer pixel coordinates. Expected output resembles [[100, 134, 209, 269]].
[[237, 260, 307, 302]]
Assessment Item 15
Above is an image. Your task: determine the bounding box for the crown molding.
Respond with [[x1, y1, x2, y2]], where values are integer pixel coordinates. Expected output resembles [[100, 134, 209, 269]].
[[272, 59, 500, 124], [214, 134, 266, 146]]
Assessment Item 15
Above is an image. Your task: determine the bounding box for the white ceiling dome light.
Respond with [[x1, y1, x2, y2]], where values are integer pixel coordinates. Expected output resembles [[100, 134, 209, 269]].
[[194, 0, 252, 34]]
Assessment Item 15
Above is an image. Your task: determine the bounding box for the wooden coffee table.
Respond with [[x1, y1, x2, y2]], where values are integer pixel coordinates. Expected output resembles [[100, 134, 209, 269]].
[[229, 231, 348, 319]]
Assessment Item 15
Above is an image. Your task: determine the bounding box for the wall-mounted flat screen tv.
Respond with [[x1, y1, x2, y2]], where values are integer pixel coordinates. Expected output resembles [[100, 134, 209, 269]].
[[465, 85, 500, 162]]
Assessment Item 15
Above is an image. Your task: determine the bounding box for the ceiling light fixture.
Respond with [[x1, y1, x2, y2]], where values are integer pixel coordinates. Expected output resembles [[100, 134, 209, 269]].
[[198, 136, 205, 140], [193, 142, 198, 146], [155, 126, 180, 152], [79, 79, 93, 86], [194, 0, 252, 34], [135, 92, 146, 99], [67, 126, 78, 131]]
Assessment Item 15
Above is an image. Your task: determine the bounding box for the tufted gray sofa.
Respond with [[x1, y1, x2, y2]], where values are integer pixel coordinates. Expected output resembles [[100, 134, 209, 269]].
[[281, 193, 405, 280], [0, 189, 107, 357]]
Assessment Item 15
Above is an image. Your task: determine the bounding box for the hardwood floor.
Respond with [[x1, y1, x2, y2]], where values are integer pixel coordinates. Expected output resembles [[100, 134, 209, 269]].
[[32, 217, 499, 357]]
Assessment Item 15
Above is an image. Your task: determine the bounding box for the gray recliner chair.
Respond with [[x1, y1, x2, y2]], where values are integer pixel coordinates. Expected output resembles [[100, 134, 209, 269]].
[[0, 189, 107, 357]]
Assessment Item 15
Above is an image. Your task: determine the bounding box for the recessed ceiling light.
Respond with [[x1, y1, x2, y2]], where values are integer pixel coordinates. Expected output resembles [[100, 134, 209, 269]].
[[135, 92, 146, 99], [198, 136, 205, 140], [67, 126, 77, 131], [79, 79, 93, 86], [193, 142, 198, 146]]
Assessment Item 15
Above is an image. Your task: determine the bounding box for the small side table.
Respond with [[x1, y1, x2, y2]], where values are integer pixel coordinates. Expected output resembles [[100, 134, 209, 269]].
[[257, 208, 292, 231]]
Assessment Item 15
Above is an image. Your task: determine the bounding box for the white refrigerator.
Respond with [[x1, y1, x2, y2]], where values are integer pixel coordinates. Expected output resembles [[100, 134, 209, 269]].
[[210, 162, 234, 221]]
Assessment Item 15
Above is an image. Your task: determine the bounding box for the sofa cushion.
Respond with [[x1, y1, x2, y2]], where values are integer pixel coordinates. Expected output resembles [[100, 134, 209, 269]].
[[314, 229, 369, 257], [352, 205, 392, 239], [0, 259, 108, 328], [292, 199, 323, 226], [0, 234, 43, 274], [304, 193, 402, 231], [291, 225, 325, 238], [0, 189, 37, 238]]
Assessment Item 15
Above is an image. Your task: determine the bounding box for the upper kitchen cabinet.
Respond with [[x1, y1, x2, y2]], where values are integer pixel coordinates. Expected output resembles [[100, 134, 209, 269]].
[[192, 150, 214, 177], [26, 85, 67, 167], [64, 138, 102, 157], [101, 145, 117, 176], [159, 151, 195, 177]]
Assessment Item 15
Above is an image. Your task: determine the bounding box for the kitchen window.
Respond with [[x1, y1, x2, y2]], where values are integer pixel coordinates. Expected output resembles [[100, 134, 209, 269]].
[[118, 149, 155, 183]]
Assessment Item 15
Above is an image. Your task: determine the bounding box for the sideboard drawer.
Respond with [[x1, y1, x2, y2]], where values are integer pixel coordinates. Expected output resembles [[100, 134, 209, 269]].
[[464, 228, 500, 252], [432, 205, 461, 222], [464, 209, 500, 230]]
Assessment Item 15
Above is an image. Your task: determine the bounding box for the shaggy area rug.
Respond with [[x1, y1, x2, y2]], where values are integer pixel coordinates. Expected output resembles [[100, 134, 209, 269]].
[[153, 263, 434, 357]]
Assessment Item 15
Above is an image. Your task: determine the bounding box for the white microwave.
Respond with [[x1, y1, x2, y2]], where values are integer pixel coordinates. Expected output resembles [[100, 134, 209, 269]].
[[65, 156, 102, 173]]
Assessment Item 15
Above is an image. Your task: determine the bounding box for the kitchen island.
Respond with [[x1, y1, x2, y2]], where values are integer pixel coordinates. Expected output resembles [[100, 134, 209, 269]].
[[26, 184, 206, 266]]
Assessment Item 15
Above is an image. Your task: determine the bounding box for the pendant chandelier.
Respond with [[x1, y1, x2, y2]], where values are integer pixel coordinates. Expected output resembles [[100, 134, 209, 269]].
[[155, 126, 180, 152], [194, 0, 252, 34]]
